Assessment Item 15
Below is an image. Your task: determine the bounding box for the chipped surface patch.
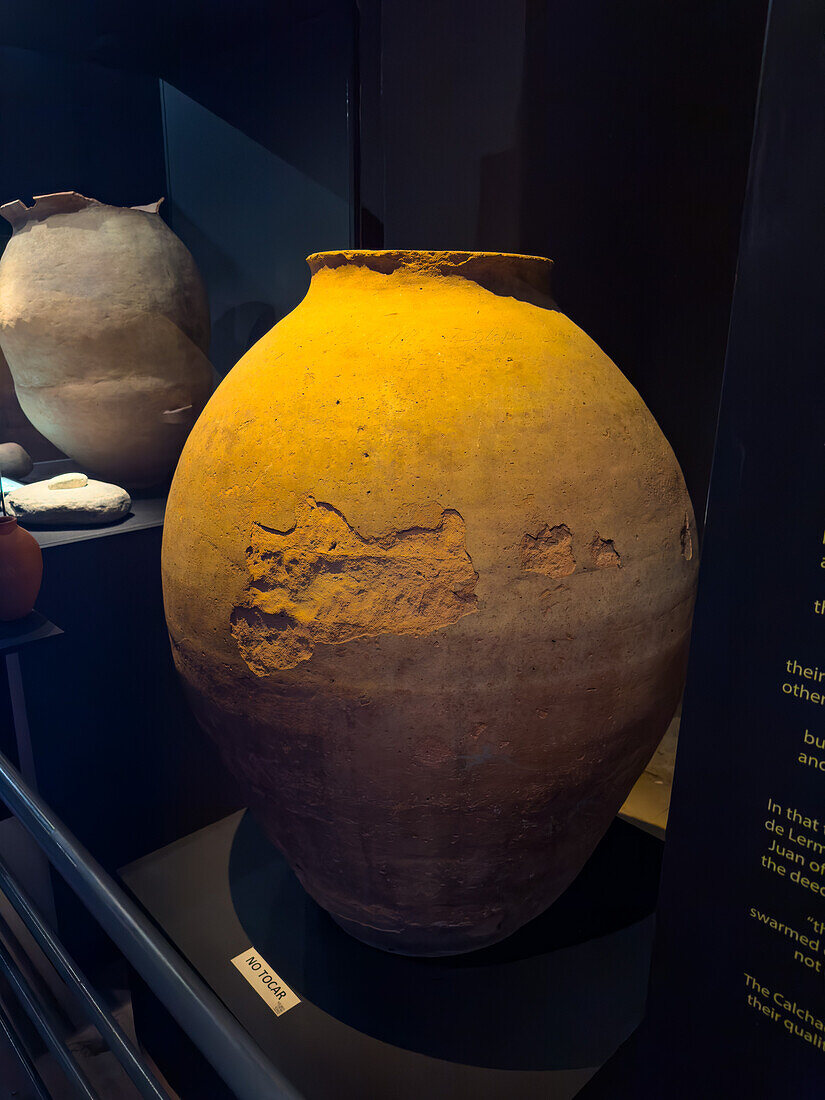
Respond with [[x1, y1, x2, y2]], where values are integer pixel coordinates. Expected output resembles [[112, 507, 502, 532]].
[[415, 737, 453, 767], [520, 524, 576, 577], [681, 513, 693, 561], [231, 496, 478, 673], [539, 585, 567, 616], [590, 534, 621, 569]]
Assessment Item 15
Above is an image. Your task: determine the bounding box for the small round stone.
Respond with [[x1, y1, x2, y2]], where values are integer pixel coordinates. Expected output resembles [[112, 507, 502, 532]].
[[0, 442, 33, 479]]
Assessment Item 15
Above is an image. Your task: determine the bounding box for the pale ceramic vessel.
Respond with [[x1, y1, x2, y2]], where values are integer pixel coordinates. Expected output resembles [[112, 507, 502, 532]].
[[0, 193, 213, 487], [163, 250, 698, 955]]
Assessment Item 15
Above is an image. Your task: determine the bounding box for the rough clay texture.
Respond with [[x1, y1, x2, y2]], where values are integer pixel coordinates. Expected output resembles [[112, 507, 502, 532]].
[[8, 476, 131, 526], [520, 524, 576, 578], [162, 249, 699, 956], [231, 495, 478, 673], [0, 193, 214, 487]]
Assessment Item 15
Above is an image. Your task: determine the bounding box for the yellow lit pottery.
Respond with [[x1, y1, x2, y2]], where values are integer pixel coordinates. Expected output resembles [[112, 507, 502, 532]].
[[162, 251, 698, 955]]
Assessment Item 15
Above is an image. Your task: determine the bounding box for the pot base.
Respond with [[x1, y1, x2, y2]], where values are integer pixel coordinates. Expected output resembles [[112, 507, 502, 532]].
[[327, 911, 510, 957]]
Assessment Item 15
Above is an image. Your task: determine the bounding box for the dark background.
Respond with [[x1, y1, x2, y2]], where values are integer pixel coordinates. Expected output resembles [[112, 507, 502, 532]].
[[0, 0, 355, 395], [584, 0, 825, 1095], [360, 0, 768, 523], [1, 0, 771, 516]]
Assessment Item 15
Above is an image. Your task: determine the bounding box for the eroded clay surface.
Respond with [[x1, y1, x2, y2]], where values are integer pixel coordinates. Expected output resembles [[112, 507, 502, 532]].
[[519, 523, 576, 577], [520, 524, 622, 577], [231, 496, 479, 673], [681, 513, 694, 561], [590, 534, 621, 569]]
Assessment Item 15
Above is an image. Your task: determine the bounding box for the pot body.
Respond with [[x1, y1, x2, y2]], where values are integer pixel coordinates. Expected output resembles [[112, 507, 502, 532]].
[[0, 516, 42, 620], [0, 193, 213, 487], [0, 344, 58, 461], [163, 250, 698, 955]]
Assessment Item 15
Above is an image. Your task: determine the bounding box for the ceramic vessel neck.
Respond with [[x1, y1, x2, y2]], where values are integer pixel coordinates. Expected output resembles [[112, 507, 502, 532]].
[[0, 193, 164, 231], [0, 516, 19, 535], [307, 250, 556, 309]]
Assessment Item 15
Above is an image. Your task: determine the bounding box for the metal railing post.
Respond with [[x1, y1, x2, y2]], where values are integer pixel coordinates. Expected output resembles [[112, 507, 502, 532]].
[[0, 855, 169, 1099], [0, 747, 303, 1100]]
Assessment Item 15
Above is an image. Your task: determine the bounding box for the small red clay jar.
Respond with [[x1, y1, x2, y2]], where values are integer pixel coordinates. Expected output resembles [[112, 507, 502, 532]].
[[0, 515, 42, 621]]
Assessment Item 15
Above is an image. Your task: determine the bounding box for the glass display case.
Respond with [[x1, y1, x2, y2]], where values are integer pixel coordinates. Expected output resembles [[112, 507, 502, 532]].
[[0, 2, 780, 1098]]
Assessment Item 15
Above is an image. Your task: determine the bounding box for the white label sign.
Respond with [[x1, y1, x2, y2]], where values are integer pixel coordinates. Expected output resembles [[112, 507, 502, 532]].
[[230, 948, 301, 1017]]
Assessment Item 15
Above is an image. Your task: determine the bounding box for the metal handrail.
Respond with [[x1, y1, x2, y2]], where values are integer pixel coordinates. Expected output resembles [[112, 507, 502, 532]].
[[0, 855, 169, 1099], [0, 934, 100, 1099], [0, 996, 52, 1100], [0, 747, 303, 1100]]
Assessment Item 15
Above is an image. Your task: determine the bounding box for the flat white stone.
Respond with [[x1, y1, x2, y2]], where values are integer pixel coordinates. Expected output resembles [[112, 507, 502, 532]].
[[46, 472, 89, 490], [7, 478, 131, 526]]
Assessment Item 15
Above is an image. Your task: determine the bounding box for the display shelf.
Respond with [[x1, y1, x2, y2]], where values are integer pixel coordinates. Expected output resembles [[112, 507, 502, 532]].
[[619, 715, 679, 840], [0, 611, 62, 655], [121, 808, 665, 1100]]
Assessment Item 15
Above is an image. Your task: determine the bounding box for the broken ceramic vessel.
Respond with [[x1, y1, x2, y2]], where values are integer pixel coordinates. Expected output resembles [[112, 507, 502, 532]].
[[163, 250, 698, 955], [0, 193, 213, 488]]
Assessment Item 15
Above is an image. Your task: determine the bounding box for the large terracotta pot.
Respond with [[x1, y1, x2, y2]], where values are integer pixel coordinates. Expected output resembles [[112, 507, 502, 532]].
[[163, 250, 698, 955], [0, 193, 213, 487], [0, 515, 42, 620]]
